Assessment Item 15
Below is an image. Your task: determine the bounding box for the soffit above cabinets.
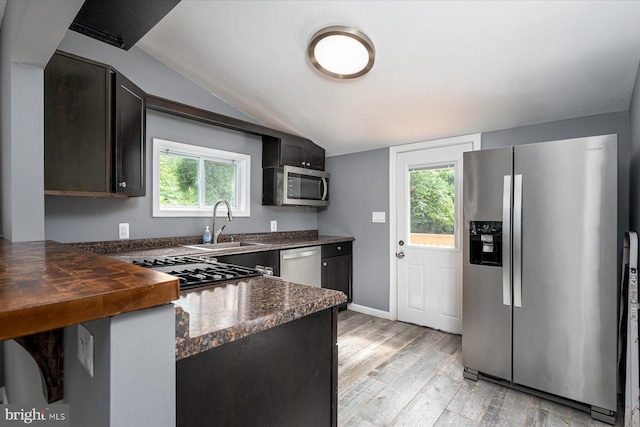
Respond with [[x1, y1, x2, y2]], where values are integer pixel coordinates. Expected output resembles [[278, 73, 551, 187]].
[[69, 0, 180, 50]]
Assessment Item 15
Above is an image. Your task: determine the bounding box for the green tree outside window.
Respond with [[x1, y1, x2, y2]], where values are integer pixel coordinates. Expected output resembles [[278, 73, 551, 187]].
[[409, 166, 455, 235], [159, 152, 237, 208]]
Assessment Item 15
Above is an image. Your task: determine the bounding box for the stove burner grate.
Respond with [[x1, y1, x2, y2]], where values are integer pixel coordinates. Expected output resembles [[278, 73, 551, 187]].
[[132, 256, 261, 290]]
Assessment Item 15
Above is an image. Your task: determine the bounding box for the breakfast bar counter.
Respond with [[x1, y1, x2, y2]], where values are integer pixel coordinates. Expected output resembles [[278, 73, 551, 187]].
[[0, 239, 180, 407], [0, 239, 179, 341]]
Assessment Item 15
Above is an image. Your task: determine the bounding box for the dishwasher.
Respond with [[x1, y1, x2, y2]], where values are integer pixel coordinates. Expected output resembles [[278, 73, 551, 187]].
[[279, 246, 321, 287]]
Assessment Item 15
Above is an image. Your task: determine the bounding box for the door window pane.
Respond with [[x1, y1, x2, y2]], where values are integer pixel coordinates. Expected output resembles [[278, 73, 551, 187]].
[[409, 164, 455, 248]]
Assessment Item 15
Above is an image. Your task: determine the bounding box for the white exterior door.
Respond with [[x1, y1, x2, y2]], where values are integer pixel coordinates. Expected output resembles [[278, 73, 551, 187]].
[[396, 143, 471, 333]]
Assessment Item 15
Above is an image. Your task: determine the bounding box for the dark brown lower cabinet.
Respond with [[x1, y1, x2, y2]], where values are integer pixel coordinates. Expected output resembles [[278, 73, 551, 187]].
[[215, 250, 280, 277], [176, 307, 338, 427], [321, 242, 353, 311]]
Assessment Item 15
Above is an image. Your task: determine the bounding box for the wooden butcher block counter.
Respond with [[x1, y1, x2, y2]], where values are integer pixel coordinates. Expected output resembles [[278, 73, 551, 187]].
[[0, 239, 179, 341]]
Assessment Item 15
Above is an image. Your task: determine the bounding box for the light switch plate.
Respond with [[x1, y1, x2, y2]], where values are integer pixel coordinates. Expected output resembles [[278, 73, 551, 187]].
[[118, 222, 129, 239], [77, 324, 94, 377], [372, 212, 386, 223]]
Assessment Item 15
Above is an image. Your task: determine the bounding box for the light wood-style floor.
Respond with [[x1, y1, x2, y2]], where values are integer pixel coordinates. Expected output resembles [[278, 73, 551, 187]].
[[337, 310, 621, 427]]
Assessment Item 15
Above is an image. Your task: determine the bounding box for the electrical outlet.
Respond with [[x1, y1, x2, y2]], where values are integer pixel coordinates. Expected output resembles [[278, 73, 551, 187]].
[[270, 220, 277, 232], [119, 222, 129, 239], [77, 324, 94, 377]]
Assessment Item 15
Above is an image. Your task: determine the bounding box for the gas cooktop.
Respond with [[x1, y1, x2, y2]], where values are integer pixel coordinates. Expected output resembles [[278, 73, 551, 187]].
[[132, 256, 261, 290]]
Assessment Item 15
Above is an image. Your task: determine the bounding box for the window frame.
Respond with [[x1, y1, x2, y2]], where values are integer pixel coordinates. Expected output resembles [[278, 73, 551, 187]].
[[152, 138, 251, 218]]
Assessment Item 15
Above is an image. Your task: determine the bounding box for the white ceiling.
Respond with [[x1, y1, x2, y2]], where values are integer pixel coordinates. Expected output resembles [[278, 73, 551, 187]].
[[138, 1, 640, 156]]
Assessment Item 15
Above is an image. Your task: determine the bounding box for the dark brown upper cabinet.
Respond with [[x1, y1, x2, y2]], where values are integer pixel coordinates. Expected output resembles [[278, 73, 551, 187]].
[[262, 135, 325, 171], [44, 51, 146, 198]]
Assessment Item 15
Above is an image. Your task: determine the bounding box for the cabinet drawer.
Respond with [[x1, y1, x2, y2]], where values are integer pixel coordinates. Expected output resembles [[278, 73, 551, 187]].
[[321, 241, 352, 258]]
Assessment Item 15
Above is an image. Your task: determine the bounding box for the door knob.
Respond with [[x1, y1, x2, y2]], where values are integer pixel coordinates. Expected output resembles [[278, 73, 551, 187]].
[[396, 252, 405, 259]]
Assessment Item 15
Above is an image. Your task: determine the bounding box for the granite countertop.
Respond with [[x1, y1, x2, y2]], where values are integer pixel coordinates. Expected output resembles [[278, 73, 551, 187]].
[[71, 230, 354, 260], [0, 239, 180, 341], [67, 230, 353, 359], [174, 276, 347, 360]]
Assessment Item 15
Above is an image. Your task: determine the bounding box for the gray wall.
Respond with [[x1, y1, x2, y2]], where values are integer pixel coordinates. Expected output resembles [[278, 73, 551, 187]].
[[3, 340, 47, 404], [0, 1, 50, 242], [318, 148, 390, 312], [482, 111, 630, 262], [64, 304, 175, 427], [1, 62, 46, 243], [630, 61, 640, 232], [44, 31, 317, 243]]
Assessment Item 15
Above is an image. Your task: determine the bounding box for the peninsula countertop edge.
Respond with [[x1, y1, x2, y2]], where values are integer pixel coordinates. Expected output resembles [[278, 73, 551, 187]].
[[0, 239, 180, 341]]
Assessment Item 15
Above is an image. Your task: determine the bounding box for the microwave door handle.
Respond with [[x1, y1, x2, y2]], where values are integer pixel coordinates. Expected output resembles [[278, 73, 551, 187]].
[[321, 177, 328, 201]]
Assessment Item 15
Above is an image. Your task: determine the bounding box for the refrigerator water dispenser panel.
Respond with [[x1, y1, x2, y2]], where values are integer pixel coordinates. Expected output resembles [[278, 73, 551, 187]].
[[469, 221, 502, 266]]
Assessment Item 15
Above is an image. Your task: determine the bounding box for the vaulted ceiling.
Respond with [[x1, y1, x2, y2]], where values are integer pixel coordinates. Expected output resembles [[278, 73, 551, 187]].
[[8, 1, 640, 156], [136, 1, 640, 156]]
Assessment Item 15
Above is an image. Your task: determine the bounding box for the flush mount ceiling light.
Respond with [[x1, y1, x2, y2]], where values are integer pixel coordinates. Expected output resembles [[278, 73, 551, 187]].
[[308, 25, 375, 79]]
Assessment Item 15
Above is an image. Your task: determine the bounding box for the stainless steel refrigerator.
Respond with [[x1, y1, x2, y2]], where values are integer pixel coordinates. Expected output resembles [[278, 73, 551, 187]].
[[462, 134, 618, 422]]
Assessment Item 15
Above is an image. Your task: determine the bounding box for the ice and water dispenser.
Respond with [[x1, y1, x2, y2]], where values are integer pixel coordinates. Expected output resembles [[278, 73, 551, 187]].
[[469, 221, 502, 267]]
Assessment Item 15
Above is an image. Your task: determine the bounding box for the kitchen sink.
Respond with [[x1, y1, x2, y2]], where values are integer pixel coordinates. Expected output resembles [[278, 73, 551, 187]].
[[183, 242, 265, 251]]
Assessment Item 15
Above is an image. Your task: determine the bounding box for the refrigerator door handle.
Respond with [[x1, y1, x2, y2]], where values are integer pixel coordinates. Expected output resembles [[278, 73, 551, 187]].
[[513, 174, 523, 307], [502, 175, 512, 306]]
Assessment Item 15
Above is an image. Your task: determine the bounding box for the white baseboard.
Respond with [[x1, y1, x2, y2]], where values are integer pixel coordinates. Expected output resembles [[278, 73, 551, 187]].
[[347, 303, 390, 319]]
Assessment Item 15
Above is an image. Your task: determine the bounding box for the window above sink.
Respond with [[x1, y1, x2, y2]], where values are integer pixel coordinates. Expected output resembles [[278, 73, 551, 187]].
[[152, 138, 251, 218]]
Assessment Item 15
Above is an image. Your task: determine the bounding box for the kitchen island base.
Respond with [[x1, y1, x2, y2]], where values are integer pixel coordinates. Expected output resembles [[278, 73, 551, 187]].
[[177, 306, 338, 427]]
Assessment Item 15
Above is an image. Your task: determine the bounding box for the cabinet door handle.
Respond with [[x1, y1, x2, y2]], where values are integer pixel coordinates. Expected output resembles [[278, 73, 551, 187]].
[[119, 181, 127, 188], [337, 246, 341, 251], [322, 262, 327, 267]]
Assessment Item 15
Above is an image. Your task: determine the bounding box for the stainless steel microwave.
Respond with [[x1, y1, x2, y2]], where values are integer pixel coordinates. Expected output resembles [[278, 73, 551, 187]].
[[263, 165, 330, 207]]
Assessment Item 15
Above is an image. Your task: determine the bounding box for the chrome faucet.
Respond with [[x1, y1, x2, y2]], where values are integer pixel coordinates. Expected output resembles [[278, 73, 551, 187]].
[[212, 200, 233, 244]]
